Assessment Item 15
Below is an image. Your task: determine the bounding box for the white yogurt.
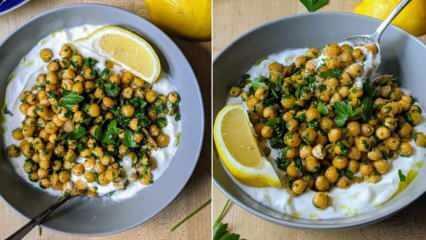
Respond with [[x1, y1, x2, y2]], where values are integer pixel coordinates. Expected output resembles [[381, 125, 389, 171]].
[[2, 25, 181, 200], [228, 46, 425, 219]]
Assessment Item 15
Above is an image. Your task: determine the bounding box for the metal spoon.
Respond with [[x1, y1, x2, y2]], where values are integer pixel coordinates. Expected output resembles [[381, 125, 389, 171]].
[[344, 0, 412, 63], [5, 194, 77, 240]]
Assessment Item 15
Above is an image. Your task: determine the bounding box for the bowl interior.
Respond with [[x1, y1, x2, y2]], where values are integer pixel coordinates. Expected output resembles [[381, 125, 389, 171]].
[[213, 12, 426, 229], [0, 4, 204, 235]]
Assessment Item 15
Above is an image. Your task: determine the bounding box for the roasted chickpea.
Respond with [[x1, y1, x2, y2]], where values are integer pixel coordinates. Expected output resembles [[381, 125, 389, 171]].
[[283, 147, 298, 159], [72, 164, 85, 176], [352, 48, 364, 61], [355, 136, 370, 152], [87, 104, 101, 117], [11, 128, 24, 140], [359, 163, 374, 177], [299, 145, 312, 159], [287, 163, 301, 178], [60, 44, 73, 58], [306, 107, 320, 122], [121, 104, 135, 117], [325, 166, 339, 183], [313, 192, 330, 209], [323, 43, 341, 57], [399, 142, 414, 156], [374, 160, 391, 174], [284, 132, 301, 147], [346, 121, 361, 137], [320, 117, 334, 131], [348, 160, 360, 173], [145, 90, 158, 103], [348, 147, 361, 160], [336, 176, 351, 188], [305, 156, 320, 172], [263, 106, 276, 119], [7, 145, 20, 158], [58, 171, 71, 183], [375, 126, 391, 140], [47, 61, 60, 72], [328, 128, 342, 143], [345, 63, 363, 78], [332, 156, 348, 170], [399, 123, 413, 138], [367, 148, 383, 161], [261, 125, 273, 139], [40, 48, 53, 62], [291, 179, 307, 195], [294, 56, 307, 68], [415, 133, 426, 147], [315, 176, 330, 191], [157, 134, 170, 148]]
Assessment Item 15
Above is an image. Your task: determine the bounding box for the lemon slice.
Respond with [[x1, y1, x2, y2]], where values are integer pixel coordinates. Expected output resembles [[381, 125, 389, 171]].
[[75, 26, 161, 83], [214, 105, 281, 188]]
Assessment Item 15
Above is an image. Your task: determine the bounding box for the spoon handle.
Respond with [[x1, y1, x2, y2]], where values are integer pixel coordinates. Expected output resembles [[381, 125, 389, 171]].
[[373, 0, 412, 42], [5, 195, 73, 240]]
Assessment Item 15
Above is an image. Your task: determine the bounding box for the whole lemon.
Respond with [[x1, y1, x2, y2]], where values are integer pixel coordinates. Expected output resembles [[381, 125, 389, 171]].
[[145, 0, 211, 41], [354, 0, 426, 36]]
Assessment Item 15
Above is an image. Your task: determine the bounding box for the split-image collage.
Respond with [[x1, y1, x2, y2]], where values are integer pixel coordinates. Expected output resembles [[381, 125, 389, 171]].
[[0, 0, 426, 239]]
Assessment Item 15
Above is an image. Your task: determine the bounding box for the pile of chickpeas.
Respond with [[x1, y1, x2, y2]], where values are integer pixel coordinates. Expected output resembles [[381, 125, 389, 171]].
[[6, 43, 180, 196], [229, 43, 426, 209]]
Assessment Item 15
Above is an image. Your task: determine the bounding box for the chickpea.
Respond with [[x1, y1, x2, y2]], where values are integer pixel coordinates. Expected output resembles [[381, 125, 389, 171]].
[[325, 166, 339, 183], [11, 128, 24, 140], [284, 132, 301, 147], [63, 68, 76, 79], [366, 44, 378, 55], [268, 62, 283, 73], [352, 48, 365, 61], [305, 156, 320, 172], [99, 155, 112, 166], [72, 164, 85, 176], [408, 111, 423, 125], [87, 104, 101, 117], [359, 163, 374, 177], [260, 125, 273, 139], [355, 136, 370, 152], [326, 58, 341, 69], [40, 178, 51, 189], [286, 118, 298, 132], [315, 176, 330, 191], [121, 105, 135, 117], [348, 160, 360, 173], [63, 120, 74, 133], [374, 160, 391, 174], [47, 60, 60, 72], [283, 147, 298, 159], [72, 82, 84, 94], [301, 128, 317, 144], [323, 43, 341, 57], [101, 96, 115, 108], [332, 156, 348, 170], [367, 148, 383, 161], [40, 48, 53, 62], [299, 145, 312, 159], [253, 87, 267, 100], [399, 123, 413, 138], [328, 128, 342, 143], [46, 71, 58, 85], [7, 145, 20, 158], [306, 107, 320, 122], [291, 179, 307, 195], [360, 124, 373, 137], [84, 158, 96, 170], [399, 142, 414, 156], [313, 192, 330, 209], [157, 134, 170, 148], [58, 171, 71, 183], [415, 133, 426, 147], [121, 71, 134, 84], [375, 126, 391, 140], [145, 90, 158, 103], [336, 176, 351, 188], [281, 96, 296, 109], [345, 63, 363, 78], [320, 117, 334, 131], [346, 121, 361, 137], [60, 44, 73, 58], [287, 163, 301, 178], [262, 106, 276, 119]]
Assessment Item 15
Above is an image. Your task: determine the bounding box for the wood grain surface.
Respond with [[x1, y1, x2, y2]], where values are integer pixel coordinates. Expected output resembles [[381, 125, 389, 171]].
[[0, 1, 211, 239], [213, 0, 426, 240]]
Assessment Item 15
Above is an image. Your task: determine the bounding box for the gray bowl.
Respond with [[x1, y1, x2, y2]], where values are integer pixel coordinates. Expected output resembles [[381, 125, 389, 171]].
[[213, 12, 426, 229], [0, 4, 204, 235]]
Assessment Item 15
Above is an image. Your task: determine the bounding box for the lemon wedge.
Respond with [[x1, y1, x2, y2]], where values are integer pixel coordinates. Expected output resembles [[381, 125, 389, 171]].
[[75, 26, 161, 83], [214, 105, 281, 188]]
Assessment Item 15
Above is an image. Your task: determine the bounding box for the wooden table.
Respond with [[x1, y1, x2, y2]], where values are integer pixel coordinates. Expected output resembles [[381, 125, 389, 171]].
[[0, 1, 211, 239], [213, 1, 426, 240]]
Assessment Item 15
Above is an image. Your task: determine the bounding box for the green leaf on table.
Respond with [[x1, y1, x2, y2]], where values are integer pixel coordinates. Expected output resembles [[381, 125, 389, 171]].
[[300, 0, 329, 12]]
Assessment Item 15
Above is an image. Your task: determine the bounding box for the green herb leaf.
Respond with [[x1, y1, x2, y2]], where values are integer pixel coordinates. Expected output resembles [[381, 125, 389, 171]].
[[398, 169, 406, 182], [300, 0, 329, 12], [94, 126, 102, 141], [317, 102, 328, 115], [70, 126, 87, 140], [83, 57, 98, 67], [156, 117, 168, 128], [60, 92, 84, 110], [250, 76, 268, 90], [100, 69, 110, 80], [124, 130, 137, 148], [104, 83, 120, 97], [333, 101, 354, 127], [102, 120, 119, 145], [319, 68, 342, 79]]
